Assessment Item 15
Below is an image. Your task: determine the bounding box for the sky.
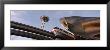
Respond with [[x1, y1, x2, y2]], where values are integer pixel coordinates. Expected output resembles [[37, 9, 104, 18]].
[[10, 10, 100, 40]]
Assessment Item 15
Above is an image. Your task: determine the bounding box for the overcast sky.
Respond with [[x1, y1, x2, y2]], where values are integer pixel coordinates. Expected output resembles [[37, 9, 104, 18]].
[[10, 10, 100, 40]]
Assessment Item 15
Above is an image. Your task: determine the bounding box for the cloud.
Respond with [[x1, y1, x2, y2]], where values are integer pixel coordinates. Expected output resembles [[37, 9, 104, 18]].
[[10, 11, 30, 24], [11, 11, 34, 40], [11, 35, 33, 40], [11, 11, 25, 22]]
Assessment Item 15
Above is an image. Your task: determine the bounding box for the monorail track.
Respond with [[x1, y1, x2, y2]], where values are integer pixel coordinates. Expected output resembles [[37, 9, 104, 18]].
[[11, 21, 77, 40]]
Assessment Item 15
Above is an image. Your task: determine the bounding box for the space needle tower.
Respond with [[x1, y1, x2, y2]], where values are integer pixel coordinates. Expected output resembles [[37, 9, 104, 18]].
[[40, 15, 49, 30]]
